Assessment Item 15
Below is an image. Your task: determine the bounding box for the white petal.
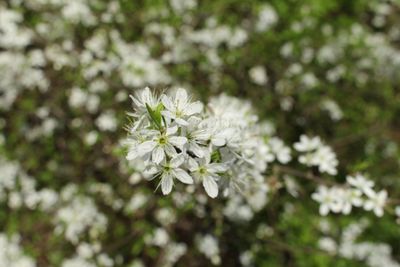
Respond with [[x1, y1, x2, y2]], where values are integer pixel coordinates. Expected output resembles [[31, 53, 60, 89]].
[[319, 205, 329, 216], [208, 163, 227, 173], [142, 87, 152, 104], [187, 116, 201, 125], [152, 147, 165, 164], [170, 154, 185, 168], [161, 174, 173, 195], [126, 149, 138, 160], [130, 95, 142, 108], [137, 141, 157, 156], [193, 129, 210, 141], [202, 176, 218, 198], [374, 208, 384, 217], [175, 88, 188, 107], [143, 165, 159, 178], [173, 169, 193, 184], [185, 101, 203, 115], [164, 144, 177, 157], [187, 157, 199, 171], [161, 95, 175, 111], [363, 201, 374, 211], [166, 126, 178, 136], [211, 136, 226, 147], [175, 118, 189, 126], [189, 142, 204, 158], [169, 136, 187, 149], [161, 110, 175, 119]]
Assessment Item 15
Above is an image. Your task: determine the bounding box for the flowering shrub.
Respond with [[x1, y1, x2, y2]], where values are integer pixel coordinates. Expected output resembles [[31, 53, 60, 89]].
[[1, 0, 400, 266]]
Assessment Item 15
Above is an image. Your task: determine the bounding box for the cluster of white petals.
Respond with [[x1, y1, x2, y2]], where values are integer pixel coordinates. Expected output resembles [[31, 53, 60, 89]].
[[294, 135, 338, 175], [0, 234, 36, 267], [54, 186, 108, 244], [125, 87, 284, 198], [319, 221, 400, 267], [312, 173, 387, 217]]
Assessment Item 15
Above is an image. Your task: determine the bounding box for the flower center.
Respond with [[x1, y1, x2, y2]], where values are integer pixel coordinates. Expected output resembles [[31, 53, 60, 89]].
[[158, 136, 167, 145], [198, 166, 207, 175], [175, 109, 183, 117]]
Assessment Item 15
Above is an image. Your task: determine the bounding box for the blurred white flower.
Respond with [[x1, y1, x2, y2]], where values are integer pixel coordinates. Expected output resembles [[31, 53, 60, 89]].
[[363, 190, 387, 217], [197, 234, 220, 265], [249, 65, 268, 85], [256, 4, 278, 32], [347, 174, 375, 196]]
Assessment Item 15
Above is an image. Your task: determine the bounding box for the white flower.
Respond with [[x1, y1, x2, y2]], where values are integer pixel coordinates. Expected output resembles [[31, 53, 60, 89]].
[[396, 206, 400, 217], [197, 234, 220, 265], [161, 88, 203, 126], [129, 87, 160, 118], [295, 135, 338, 175], [341, 189, 363, 214], [183, 117, 210, 158], [249, 65, 268, 85], [256, 4, 278, 32], [321, 99, 343, 121], [96, 110, 117, 132], [269, 137, 291, 164], [188, 153, 227, 198], [363, 190, 387, 217], [346, 174, 375, 196], [312, 186, 342, 216], [54, 194, 107, 244], [126, 126, 187, 164], [145, 154, 193, 195], [146, 228, 169, 247], [294, 135, 321, 152], [311, 146, 338, 175], [0, 234, 36, 267]]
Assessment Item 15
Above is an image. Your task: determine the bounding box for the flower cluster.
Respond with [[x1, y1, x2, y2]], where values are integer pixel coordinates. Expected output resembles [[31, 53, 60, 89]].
[[319, 221, 400, 267], [126, 87, 278, 198], [294, 135, 338, 175], [0, 157, 58, 211], [312, 174, 387, 217], [54, 186, 108, 244], [0, 234, 35, 267]]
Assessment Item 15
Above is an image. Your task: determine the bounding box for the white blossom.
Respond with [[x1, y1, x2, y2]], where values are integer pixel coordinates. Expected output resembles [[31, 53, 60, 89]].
[[363, 190, 387, 217]]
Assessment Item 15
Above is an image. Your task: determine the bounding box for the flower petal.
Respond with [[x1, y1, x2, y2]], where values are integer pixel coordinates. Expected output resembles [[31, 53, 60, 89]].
[[126, 149, 138, 160], [187, 157, 199, 171], [161, 110, 175, 119], [175, 118, 189, 126], [137, 141, 157, 156], [173, 169, 193, 184], [202, 176, 218, 198], [169, 136, 187, 149], [189, 142, 204, 158], [185, 101, 203, 115], [161, 94, 175, 111], [208, 163, 227, 173], [164, 144, 177, 157], [211, 136, 226, 147], [161, 174, 173, 195], [166, 125, 178, 136], [170, 154, 185, 168], [175, 88, 188, 108], [152, 146, 165, 164]]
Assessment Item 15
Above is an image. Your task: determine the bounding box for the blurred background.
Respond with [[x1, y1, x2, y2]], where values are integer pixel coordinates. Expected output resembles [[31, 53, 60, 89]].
[[0, 0, 400, 266]]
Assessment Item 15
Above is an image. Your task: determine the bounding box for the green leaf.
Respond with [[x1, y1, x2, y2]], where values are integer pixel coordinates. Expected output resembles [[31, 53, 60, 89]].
[[146, 103, 164, 129]]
